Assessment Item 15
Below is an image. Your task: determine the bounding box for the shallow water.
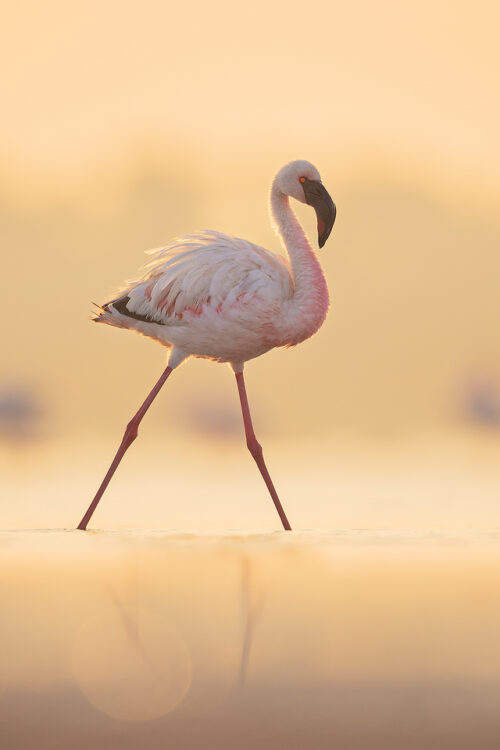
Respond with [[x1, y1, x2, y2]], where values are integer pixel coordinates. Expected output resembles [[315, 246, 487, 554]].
[[2, 528, 500, 748], [3, 430, 500, 531], [2, 431, 500, 746]]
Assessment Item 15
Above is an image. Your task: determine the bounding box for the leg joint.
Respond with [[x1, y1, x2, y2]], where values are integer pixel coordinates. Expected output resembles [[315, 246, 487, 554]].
[[125, 417, 139, 442], [246, 435, 263, 459]]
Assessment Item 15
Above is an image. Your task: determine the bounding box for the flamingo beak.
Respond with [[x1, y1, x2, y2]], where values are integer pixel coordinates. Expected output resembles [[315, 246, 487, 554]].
[[302, 180, 336, 248]]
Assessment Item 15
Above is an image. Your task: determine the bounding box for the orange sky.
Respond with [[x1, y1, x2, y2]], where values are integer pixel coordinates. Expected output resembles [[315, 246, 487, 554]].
[[2, 0, 499, 186]]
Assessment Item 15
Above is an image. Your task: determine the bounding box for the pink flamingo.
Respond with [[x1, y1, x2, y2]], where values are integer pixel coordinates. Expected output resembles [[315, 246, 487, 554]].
[[77, 160, 336, 531]]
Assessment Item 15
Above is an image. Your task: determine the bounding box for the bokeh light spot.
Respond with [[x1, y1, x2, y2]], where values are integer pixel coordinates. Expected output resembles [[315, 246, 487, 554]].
[[72, 606, 191, 722]]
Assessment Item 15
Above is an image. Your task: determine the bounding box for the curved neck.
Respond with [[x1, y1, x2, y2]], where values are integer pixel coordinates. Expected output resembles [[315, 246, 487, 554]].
[[270, 181, 329, 316]]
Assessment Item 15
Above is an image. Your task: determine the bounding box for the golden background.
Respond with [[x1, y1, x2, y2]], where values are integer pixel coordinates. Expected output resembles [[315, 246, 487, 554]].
[[2, 3, 500, 747]]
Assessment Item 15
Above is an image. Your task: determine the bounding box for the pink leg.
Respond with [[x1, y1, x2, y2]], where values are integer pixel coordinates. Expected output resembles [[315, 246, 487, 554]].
[[77, 365, 173, 530], [235, 372, 292, 531]]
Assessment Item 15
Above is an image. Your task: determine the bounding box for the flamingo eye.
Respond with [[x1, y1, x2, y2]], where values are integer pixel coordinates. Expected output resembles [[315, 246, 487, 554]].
[[299, 176, 306, 184]]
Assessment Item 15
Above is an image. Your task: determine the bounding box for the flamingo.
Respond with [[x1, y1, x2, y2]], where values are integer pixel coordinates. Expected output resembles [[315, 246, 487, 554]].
[[77, 160, 336, 532]]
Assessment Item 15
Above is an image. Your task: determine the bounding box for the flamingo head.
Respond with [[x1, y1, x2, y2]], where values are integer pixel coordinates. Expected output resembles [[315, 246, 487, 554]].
[[276, 160, 336, 248]]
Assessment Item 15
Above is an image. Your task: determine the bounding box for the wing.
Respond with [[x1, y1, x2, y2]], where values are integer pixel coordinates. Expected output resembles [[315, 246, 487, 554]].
[[107, 231, 293, 325]]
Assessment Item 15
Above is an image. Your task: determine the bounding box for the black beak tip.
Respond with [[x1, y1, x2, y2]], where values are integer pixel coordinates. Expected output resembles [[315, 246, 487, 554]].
[[318, 201, 336, 248], [303, 180, 336, 249]]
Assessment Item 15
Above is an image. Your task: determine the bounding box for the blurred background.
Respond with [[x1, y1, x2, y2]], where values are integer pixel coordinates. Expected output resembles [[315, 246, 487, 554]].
[[1, 0, 500, 529], [2, 4, 500, 746]]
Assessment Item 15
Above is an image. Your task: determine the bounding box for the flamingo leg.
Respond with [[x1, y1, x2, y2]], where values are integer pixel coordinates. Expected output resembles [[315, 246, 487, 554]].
[[77, 365, 173, 530], [235, 371, 292, 531]]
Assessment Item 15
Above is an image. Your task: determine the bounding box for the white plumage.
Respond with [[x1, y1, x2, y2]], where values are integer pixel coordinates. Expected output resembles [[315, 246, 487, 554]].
[[96, 231, 295, 368]]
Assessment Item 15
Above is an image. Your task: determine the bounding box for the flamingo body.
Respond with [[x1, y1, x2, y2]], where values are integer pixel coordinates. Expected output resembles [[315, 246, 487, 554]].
[[95, 232, 296, 369]]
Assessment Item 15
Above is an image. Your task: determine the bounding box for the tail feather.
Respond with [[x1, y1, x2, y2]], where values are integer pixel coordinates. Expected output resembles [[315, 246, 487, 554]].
[[88, 296, 174, 348], [89, 300, 127, 327], [90, 301, 105, 322]]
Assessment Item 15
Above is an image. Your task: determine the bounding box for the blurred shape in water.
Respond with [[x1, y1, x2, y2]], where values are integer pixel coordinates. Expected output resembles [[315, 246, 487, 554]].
[[71, 606, 192, 721], [460, 374, 500, 428], [0, 383, 45, 443], [186, 398, 242, 438], [237, 557, 264, 690]]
